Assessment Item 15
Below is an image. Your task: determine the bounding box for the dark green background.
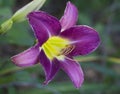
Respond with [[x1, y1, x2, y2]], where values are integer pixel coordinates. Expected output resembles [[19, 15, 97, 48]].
[[0, 0, 120, 94]]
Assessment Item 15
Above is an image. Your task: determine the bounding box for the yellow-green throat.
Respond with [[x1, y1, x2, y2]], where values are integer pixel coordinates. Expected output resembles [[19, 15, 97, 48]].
[[42, 36, 75, 60]]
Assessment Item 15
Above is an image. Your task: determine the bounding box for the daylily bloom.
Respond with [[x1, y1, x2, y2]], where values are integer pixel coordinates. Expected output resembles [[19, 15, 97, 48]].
[[11, 1, 100, 88]]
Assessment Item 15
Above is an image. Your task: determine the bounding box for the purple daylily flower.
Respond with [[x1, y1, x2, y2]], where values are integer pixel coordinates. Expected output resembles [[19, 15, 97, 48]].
[[11, 1, 100, 88]]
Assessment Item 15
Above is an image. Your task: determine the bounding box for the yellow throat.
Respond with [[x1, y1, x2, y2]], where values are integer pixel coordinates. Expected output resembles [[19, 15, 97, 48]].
[[42, 36, 74, 60]]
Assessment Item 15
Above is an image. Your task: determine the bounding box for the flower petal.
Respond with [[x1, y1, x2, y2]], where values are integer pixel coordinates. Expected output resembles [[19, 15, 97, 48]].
[[28, 11, 61, 46], [39, 50, 60, 84], [60, 25, 100, 56], [60, 1, 78, 31], [11, 44, 40, 67], [59, 57, 84, 88]]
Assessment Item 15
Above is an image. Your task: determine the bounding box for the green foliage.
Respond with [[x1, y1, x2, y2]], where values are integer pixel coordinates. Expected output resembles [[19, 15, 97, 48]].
[[0, 0, 15, 7]]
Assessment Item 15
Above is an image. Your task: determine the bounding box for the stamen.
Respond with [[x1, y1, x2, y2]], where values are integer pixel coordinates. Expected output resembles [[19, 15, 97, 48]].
[[60, 45, 75, 55]]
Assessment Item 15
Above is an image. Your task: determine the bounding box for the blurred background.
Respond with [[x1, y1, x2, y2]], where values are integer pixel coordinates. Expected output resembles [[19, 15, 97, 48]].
[[0, 0, 120, 94]]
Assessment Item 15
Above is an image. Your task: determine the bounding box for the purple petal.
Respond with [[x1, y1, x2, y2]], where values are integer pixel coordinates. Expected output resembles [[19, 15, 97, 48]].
[[60, 25, 100, 56], [39, 50, 60, 84], [60, 1, 78, 31], [11, 44, 40, 67], [59, 57, 84, 88], [28, 11, 61, 46]]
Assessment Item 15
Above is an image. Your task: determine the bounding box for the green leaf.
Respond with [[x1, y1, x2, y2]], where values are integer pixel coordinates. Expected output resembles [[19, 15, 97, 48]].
[[108, 57, 120, 64]]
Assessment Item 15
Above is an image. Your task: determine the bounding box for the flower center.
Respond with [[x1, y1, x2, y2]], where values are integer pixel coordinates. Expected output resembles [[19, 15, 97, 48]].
[[42, 36, 74, 60]]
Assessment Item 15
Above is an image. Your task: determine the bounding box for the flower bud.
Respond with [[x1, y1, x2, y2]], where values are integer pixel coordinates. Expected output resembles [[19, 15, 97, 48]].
[[12, 0, 46, 22], [0, 19, 13, 34]]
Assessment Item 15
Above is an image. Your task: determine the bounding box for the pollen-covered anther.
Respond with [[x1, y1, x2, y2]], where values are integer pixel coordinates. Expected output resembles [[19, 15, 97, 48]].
[[60, 45, 75, 56]]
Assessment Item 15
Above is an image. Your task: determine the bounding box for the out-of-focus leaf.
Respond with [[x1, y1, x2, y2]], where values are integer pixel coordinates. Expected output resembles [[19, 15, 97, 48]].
[[108, 57, 120, 64], [0, 75, 15, 84], [0, 0, 15, 7], [0, 7, 12, 24], [14, 71, 34, 82], [94, 23, 104, 34], [51, 82, 120, 94], [75, 55, 120, 64], [0, 64, 40, 76], [18, 88, 57, 94], [81, 62, 120, 77], [0, 66, 22, 76], [8, 86, 16, 94], [0, 7, 12, 17], [6, 21, 35, 46], [78, 13, 92, 25], [51, 82, 108, 92], [0, 81, 120, 94], [75, 56, 99, 62]]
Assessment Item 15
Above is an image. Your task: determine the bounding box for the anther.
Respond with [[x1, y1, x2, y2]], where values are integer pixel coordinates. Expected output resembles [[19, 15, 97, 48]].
[[60, 45, 75, 55]]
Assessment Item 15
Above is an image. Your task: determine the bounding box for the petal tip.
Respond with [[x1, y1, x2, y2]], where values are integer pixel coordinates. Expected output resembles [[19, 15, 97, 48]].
[[67, 1, 72, 5], [74, 76, 84, 88], [11, 56, 23, 67], [11, 45, 39, 67], [59, 57, 84, 88], [67, 1, 75, 7], [11, 55, 36, 67], [11, 56, 25, 67], [43, 80, 50, 85], [60, 1, 78, 31]]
